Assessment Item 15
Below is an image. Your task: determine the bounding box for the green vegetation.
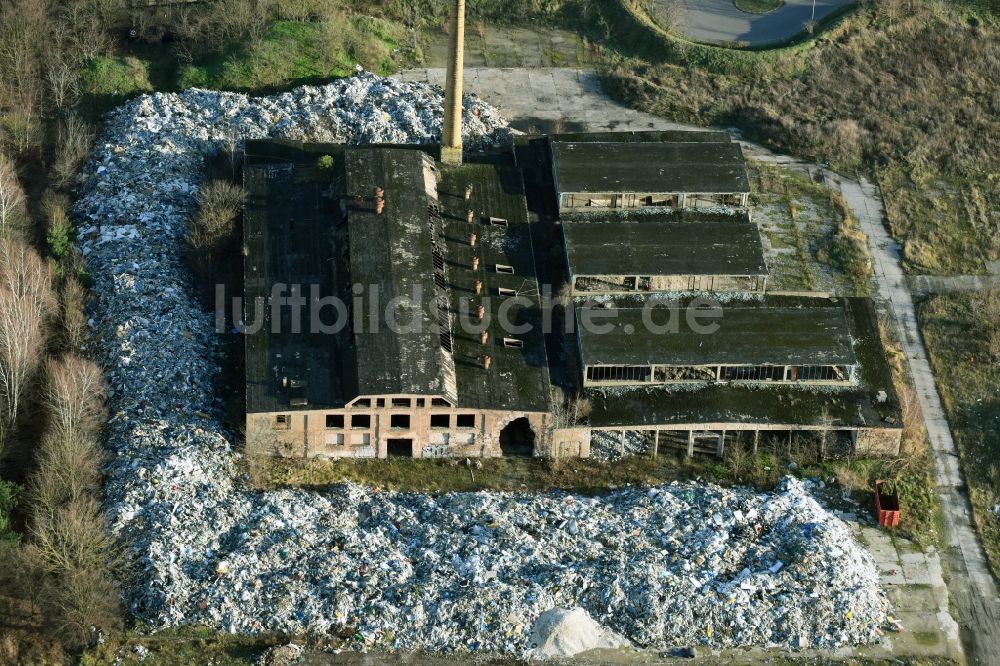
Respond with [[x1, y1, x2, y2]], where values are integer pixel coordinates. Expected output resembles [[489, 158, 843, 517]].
[[734, 0, 784, 14], [178, 16, 409, 91], [750, 163, 872, 295], [80, 56, 154, 106], [918, 291, 1000, 579]]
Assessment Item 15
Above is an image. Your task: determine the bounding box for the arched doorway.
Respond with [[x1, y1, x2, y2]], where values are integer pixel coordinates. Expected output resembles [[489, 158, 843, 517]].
[[499, 417, 535, 456]]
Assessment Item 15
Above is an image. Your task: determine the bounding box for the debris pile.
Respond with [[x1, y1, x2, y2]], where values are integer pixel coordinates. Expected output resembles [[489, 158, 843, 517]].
[[590, 429, 650, 461], [75, 73, 891, 657]]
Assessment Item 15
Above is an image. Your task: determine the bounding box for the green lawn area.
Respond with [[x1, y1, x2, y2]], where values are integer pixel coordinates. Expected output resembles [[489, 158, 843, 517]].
[[734, 0, 785, 14], [918, 292, 1000, 580], [178, 16, 409, 91]]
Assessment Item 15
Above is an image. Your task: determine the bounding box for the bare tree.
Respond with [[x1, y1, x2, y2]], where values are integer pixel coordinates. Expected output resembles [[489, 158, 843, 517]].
[[0, 239, 57, 320], [27, 433, 105, 520], [188, 180, 244, 255], [0, 290, 46, 436], [0, 154, 27, 240], [46, 57, 79, 112], [0, 241, 54, 438], [43, 356, 107, 442], [59, 277, 89, 351]]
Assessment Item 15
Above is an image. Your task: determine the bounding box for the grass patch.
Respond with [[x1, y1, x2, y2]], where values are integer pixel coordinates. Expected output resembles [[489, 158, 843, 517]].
[[750, 162, 872, 294], [80, 626, 272, 666], [178, 16, 411, 91], [78, 56, 154, 116], [734, 0, 784, 14], [918, 292, 1000, 579]]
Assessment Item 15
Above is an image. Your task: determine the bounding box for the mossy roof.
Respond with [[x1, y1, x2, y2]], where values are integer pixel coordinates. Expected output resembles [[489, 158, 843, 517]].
[[551, 140, 750, 195], [563, 217, 767, 278], [586, 297, 902, 429], [577, 295, 857, 368]]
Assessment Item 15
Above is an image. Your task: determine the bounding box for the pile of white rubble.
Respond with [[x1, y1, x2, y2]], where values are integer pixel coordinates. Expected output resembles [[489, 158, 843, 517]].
[[74, 72, 892, 658]]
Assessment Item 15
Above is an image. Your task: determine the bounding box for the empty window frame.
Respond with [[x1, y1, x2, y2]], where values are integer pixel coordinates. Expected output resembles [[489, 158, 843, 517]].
[[273, 414, 291, 430], [720, 365, 786, 382], [502, 337, 524, 348], [430, 414, 450, 429], [495, 264, 514, 274], [788, 365, 849, 382], [390, 414, 411, 429], [351, 414, 371, 429], [654, 365, 716, 382], [392, 398, 411, 408], [585, 365, 652, 383], [353, 398, 371, 408], [325, 414, 344, 429], [488, 217, 508, 226], [431, 398, 451, 407], [456, 414, 476, 428], [497, 287, 517, 297]]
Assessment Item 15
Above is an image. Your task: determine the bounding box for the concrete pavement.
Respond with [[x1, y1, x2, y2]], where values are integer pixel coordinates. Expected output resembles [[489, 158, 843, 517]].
[[672, 0, 854, 46], [396, 68, 693, 134]]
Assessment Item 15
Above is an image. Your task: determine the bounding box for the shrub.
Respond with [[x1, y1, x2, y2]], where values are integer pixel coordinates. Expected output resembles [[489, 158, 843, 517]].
[[316, 154, 335, 170], [0, 479, 19, 547], [188, 180, 244, 255], [51, 115, 95, 189], [59, 278, 89, 352]]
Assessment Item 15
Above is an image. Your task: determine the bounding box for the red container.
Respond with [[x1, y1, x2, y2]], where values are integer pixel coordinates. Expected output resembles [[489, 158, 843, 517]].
[[874, 481, 901, 528]]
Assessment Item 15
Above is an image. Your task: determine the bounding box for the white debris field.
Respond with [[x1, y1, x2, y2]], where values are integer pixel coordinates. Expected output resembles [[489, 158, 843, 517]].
[[74, 72, 892, 657]]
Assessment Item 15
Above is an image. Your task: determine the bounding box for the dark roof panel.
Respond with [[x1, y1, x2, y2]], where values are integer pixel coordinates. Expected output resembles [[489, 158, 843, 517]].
[[563, 217, 767, 278], [345, 149, 454, 398], [436, 162, 551, 412], [551, 141, 750, 194], [577, 296, 857, 368]]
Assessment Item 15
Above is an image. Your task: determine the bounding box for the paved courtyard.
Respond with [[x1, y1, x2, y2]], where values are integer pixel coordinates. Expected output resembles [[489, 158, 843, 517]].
[[396, 68, 691, 134]]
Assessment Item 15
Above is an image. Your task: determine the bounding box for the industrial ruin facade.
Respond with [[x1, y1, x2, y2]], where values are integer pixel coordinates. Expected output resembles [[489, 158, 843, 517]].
[[243, 130, 903, 461]]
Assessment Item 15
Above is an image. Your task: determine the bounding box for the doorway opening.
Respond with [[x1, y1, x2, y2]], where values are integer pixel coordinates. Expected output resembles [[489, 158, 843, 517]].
[[387, 438, 413, 457], [499, 417, 535, 456]]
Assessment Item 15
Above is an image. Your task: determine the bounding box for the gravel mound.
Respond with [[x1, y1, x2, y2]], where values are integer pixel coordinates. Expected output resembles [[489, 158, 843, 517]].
[[74, 73, 892, 657], [528, 607, 630, 660]]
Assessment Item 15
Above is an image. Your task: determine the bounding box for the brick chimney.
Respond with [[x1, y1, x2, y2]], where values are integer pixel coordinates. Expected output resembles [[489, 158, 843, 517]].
[[441, 0, 465, 165]]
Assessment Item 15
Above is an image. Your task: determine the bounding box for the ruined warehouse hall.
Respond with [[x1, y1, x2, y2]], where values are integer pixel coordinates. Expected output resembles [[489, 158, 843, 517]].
[[242, 131, 903, 461]]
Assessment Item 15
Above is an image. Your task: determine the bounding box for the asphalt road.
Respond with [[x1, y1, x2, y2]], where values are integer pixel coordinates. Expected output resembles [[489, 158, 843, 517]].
[[671, 0, 855, 45]]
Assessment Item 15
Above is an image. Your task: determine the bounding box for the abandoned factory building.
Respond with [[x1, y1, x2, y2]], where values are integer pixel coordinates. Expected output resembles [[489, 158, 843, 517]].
[[244, 141, 551, 459], [243, 131, 903, 461]]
